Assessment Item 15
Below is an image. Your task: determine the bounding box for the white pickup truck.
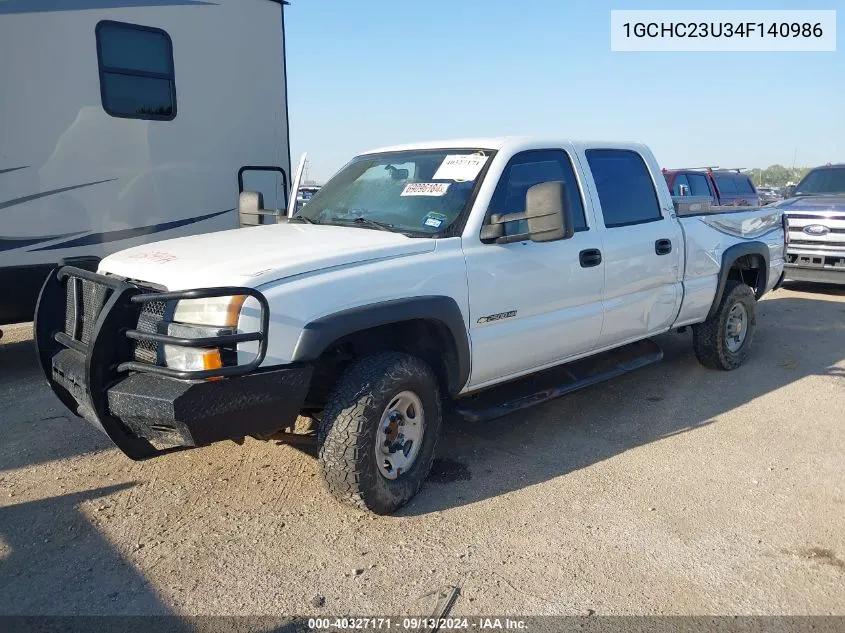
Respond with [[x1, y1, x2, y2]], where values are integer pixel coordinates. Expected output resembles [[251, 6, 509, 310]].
[[35, 137, 787, 514]]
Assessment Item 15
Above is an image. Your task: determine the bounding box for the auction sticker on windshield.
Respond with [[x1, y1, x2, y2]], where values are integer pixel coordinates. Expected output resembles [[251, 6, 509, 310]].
[[433, 154, 489, 181], [422, 212, 448, 229], [401, 182, 450, 196]]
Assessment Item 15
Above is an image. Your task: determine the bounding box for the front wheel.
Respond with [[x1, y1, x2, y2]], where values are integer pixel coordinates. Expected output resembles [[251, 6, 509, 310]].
[[693, 280, 757, 370], [318, 352, 442, 514]]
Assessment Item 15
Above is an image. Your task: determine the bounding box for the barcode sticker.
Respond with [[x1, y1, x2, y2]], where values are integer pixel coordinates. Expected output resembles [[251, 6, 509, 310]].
[[432, 154, 489, 181]]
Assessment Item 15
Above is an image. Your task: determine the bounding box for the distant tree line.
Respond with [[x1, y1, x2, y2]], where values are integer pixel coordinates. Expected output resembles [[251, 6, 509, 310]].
[[742, 165, 814, 188]]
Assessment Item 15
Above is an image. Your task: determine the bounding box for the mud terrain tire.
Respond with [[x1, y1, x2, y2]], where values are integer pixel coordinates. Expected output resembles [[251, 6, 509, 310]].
[[318, 352, 442, 514], [693, 281, 757, 371]]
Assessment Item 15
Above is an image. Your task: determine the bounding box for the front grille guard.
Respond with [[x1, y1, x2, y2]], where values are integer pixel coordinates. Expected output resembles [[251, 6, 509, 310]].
[[52, 266, 270, 380], [34, 265, 271, 461]]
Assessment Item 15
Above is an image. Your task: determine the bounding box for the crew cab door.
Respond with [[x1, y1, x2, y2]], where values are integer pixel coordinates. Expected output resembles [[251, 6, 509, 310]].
[[579, 147, 682, 346], [462, 148, 605, 389]]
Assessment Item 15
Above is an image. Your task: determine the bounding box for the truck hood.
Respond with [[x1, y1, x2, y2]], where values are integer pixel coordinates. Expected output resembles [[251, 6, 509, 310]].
[[775, 195, 845, 215], [99, 223, 436, 290]]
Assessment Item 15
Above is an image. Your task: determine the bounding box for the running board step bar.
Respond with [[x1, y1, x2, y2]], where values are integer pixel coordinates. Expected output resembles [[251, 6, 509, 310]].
[[452, 339, 663, 423]]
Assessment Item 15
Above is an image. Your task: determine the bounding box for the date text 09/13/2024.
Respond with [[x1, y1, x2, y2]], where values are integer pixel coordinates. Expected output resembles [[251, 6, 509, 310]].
[[307, 617, 527, 630]]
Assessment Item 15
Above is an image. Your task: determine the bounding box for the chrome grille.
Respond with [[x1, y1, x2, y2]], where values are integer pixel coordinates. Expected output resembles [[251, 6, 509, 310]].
[[785, 213, 845, 221], [788, 227, 845, 236], [789, 238, 845, 250]]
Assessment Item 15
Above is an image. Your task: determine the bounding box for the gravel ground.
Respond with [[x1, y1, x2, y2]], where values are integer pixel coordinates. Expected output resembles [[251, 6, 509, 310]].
[[0, 282, 843, 617]]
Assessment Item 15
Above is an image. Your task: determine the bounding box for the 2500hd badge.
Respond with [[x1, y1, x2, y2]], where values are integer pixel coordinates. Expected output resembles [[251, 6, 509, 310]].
[[477, 310, 517, 324]]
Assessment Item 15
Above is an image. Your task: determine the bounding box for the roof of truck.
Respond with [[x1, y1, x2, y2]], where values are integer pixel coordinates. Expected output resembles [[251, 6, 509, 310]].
[[359, 136, 649, 156]]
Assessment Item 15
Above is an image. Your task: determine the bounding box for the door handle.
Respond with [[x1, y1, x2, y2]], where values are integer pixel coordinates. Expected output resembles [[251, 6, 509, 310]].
[[655, 239, 673, 255], [579, 248, 602, 268]]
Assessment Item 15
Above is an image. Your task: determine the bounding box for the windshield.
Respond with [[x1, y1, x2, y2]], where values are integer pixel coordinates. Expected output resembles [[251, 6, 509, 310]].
[[794, 167, 845, 196], [297, 149, 494, 236]]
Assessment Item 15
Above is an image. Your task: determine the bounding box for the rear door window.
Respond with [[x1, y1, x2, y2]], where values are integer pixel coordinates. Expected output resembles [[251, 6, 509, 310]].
[[713, 173, 738, 195], [585, 149, 662, 228], [735, 176, 756, 194]]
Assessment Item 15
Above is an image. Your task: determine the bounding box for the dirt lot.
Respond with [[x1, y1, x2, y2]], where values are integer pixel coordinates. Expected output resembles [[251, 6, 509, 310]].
[[0, 282, 843, 617]]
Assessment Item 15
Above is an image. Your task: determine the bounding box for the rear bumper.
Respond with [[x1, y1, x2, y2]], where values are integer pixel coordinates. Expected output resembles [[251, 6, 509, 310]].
[[35, 266, 311, 460]]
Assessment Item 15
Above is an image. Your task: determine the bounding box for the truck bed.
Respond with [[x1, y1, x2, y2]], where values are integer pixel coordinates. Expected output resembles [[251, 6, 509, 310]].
[[672, 202, 786, 328], [672, 196, 768, 217]]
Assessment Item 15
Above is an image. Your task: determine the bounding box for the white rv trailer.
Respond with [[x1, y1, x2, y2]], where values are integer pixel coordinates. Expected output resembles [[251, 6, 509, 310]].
[[0, 0, 292, 325]]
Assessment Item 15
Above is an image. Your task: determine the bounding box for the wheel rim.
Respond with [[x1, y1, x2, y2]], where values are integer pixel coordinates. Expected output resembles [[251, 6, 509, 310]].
[[725, 302, 748, 353], [375, 390, 425, 480]]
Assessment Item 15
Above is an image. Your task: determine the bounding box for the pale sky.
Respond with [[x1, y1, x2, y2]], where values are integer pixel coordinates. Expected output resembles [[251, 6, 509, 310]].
[[285, 0, 841, 183]]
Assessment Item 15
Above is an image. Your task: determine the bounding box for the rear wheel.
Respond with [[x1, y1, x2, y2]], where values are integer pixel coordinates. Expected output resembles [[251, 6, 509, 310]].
[[693, 280, 757, 370], [318, 352, 442, 514]]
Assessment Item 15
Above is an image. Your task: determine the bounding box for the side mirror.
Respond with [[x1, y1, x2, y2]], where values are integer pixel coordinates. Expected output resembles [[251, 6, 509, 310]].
[[480, 181, 573, 244], [238, 191, 264, 226], [525, 181, 574, 242], [238, 190, 283, 227], [783, 185, 795, 199]]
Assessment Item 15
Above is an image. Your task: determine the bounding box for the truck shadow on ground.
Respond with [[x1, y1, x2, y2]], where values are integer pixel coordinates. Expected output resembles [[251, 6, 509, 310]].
[[0, 483, 175, 616], [406, 289, 845, 516], [0, 484, 311, 631], [781, 280, 845, 297], [0, 336, 112, 472]]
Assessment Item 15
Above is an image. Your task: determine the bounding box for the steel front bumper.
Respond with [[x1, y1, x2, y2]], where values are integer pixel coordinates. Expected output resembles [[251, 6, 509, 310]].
[[35, 266, 312, 460], [785, 252, 845, 285], [784, 264, 845, 284]]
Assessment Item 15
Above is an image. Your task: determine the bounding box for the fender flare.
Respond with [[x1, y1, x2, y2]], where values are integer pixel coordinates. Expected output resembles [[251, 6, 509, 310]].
[[291, 296, 471, 393], [707, 241, 769, 320]]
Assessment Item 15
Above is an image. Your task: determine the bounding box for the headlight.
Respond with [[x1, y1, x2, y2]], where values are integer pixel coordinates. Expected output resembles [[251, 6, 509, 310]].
[[164, 296, 247, 371], [172, 295, 247, 328], [163, 344, 223, 371], [162, 323, 232, 371]]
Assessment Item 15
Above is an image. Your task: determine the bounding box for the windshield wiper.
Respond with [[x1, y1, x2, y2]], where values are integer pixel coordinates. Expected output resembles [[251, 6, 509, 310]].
[[333, 217, 396, 232], [290, 214, 317, 224], [354, 217, 395, 231], [322, 216, 430, 236]]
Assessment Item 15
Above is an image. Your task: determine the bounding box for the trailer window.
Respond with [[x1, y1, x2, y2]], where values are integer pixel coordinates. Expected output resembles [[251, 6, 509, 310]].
[[96, 21, 176, 120]]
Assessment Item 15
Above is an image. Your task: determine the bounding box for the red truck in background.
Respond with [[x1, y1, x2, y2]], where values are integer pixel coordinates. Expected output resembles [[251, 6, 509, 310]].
[[663, 167, 760, 207]]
